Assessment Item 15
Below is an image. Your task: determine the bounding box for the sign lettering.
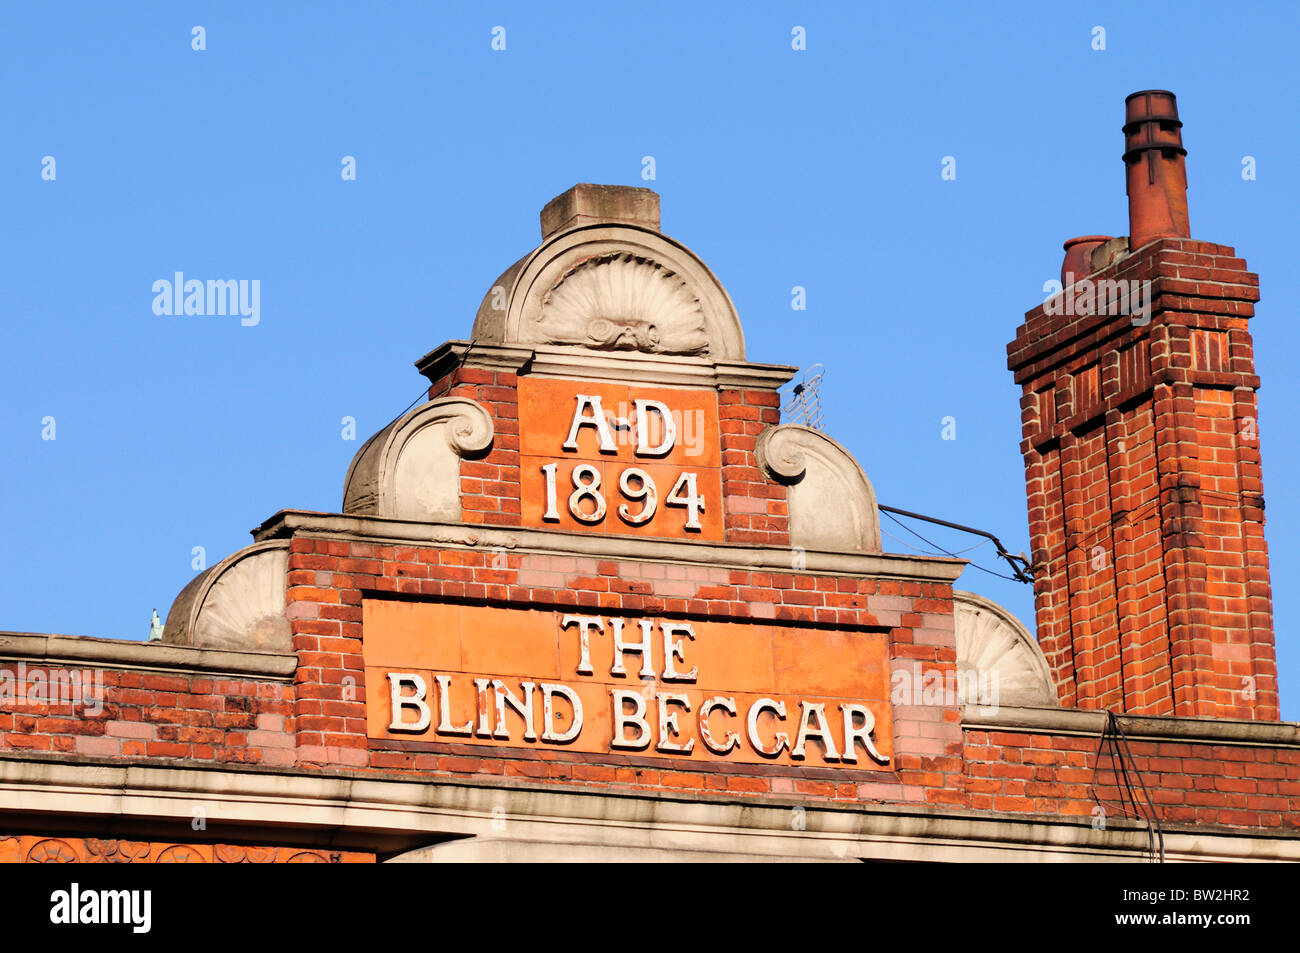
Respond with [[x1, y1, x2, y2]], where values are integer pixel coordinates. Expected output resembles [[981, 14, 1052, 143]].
[[364, 600, 892, 769], [517, 378, 724, 540]]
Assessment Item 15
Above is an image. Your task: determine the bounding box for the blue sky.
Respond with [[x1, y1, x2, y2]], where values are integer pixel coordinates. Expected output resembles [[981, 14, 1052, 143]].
[[3, 2, 1297, 717]]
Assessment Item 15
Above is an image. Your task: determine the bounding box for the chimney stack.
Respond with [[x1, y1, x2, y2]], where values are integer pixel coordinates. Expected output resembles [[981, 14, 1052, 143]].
[[1007, 92, 1278, 721], [1124, 90, 1190, 250]]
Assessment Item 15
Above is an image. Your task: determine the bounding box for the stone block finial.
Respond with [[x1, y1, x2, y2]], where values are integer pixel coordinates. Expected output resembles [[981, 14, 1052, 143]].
[[540, 183, 660, 240]]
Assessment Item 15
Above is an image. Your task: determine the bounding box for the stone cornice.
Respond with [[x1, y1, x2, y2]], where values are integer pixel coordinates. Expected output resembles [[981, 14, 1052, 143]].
[[251, 509, 967, 583], [964, 704, 1300, 747], [416, 340, 798, 390], [0, 754, 1294, 861], [0, 632, 297, 680]]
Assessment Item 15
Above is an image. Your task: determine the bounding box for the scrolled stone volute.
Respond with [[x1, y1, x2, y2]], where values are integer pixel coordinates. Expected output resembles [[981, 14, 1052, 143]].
[[953, 591, 1058, 708], [755, 424, 882, 553], [342, 397, 494, 522], [162, 541, 291, 653]]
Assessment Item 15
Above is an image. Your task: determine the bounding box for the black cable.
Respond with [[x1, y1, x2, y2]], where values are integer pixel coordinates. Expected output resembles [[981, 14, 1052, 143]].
[[880, 511, 1021, 582], [390, 339, 479, 428], [346, 340, 479, 476], [1092, 711, 1164, 863]]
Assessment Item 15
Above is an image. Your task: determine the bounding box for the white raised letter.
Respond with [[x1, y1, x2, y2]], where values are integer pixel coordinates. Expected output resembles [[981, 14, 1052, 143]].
[[561, 614, 604, 676], [563, 394, 617, 453], [540, 683, 583, 743], [387, 673, 431, 732], [699, 696, 739, 754], [747, 697, 789, 757], [656, 692, 694, 753], [791, 701, 841, 761], [661, 621, 698, 681], [610, 618, 655, 678], [841, 703, 889, 764], [474, 677, 491, 736], [492, 679, 537, 741], [610, 689, 651, 750], [633, 399, 676, 456], [434, 674, 473, 736]]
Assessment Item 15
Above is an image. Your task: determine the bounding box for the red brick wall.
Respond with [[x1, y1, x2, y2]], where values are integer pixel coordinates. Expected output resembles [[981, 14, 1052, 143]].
[[719, 388, 789, 545], [430, 365, 522, 528], [0, 666, 294, 764], [964, 728, 1300, 831]]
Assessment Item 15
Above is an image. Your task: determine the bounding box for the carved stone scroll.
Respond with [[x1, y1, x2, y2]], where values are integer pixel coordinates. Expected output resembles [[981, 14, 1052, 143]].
[[342, 397, 494, 522], [755, 424, 882, 554]]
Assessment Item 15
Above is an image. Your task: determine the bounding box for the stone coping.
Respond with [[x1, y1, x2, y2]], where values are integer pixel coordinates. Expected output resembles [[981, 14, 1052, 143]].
[[0, 632, 297, 680], [251, 510, 967, 583], [0, 753, 1294, 861], [964, 704, 1300, 747]]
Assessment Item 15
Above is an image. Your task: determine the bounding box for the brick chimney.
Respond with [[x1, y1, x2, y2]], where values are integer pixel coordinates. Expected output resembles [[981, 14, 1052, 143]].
[[1007, 91, 1278, 720]]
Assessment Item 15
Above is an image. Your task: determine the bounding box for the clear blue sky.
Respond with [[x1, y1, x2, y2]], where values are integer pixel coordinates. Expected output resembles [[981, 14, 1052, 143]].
[[4, 2, 1297, 718]]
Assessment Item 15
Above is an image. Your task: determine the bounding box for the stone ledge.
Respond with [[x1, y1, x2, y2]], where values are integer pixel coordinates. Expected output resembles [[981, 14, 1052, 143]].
[[251, 510, 966, 583], [0, 632, 297, 680], [416, 340, 798, 390], [964, 705, 1300, 747], [0, 753, 1294, 861]]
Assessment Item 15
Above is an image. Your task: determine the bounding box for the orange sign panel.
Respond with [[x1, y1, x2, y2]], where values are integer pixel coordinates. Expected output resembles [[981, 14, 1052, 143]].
[[364, 599, 893, 770], [517, 377, 724, 541]]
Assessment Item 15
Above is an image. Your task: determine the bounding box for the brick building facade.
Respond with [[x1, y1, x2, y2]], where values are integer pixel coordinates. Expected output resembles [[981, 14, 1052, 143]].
[[1, 91, 1296, 863]]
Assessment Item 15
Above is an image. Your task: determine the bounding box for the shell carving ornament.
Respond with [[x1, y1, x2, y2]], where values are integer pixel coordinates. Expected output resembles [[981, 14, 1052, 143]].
[[535, 252, 709, 354]]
